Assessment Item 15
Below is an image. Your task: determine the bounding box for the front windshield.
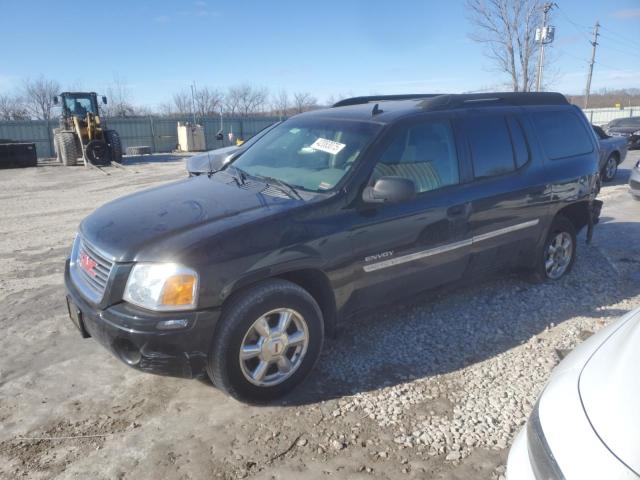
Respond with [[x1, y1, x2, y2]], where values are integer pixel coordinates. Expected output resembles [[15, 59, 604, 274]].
[[610, 117, 640, 127], [229, 117, 381, 192], [64, 96, 97, 116]]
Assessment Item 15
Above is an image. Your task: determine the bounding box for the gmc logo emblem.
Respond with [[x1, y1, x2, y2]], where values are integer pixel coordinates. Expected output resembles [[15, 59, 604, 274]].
[[79, 251, 97, 277]]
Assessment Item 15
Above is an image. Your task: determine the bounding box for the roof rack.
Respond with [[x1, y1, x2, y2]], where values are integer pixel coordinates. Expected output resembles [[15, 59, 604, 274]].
[[332, 92, 568, 109], [418, 92, 569, 109], [332, 94, 440, 107]]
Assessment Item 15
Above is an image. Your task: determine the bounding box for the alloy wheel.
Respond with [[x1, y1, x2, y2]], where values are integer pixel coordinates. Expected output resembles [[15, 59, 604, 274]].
[[239, 308, 309, 387], [545, 232, 573, 279]]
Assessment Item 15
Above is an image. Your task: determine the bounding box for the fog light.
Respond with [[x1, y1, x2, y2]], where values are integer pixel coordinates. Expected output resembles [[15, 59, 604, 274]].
[[156, 319, 189, 330], [115, 339, 142, 366]]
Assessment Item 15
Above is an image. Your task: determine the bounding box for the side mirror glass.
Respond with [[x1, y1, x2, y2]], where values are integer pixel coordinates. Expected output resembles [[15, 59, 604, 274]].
[[363, 176, 416, 204], [102, 96, 108, 104], [53, 96, 59, 105], [216, 131, 224, 141]]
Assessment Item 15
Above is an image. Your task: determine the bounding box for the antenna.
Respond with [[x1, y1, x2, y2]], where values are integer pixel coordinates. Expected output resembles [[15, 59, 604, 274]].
[[206, 150, 214, 178], [372, 103, 383, 115]]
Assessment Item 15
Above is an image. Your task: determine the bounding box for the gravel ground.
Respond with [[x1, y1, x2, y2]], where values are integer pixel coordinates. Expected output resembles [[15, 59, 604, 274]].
[[1, 152, 639, 480]]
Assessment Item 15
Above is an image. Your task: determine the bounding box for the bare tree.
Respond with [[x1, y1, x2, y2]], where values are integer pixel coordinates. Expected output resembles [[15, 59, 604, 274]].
[[103, 75, 137, 117], [271, 90, 290, 118], [193, 86, 223, 118], [0, 93, 29, 120], [466, 0, 543, 92], [172, 90, 192, 116], [22, 75, 60, 120], [293, 92, 317, 113], [223, 85, 268, 116]]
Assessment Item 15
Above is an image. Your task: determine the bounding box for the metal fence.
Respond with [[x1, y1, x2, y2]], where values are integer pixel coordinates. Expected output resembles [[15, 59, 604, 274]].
[[583, 107, 639, 126], [0, 115, 282, 158], [2, 107, 639, 158]]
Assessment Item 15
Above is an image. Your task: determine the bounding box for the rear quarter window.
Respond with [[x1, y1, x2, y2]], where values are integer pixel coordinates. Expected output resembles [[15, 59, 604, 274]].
[[532, 110, 593, 160]]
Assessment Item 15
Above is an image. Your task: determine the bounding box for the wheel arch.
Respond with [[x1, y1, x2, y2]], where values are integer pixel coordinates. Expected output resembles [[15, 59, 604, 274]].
[[555, 201, 590, 234], [222, 267, 338, 337]]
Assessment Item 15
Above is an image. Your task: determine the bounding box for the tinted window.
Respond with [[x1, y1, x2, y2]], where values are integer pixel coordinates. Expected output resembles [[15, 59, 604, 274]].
[[507, 117, 530, 168], [372, 120, 459, 193], [610, 117, 640, 127], [466, 115, 516, 178], [532, 110, 593, 160]]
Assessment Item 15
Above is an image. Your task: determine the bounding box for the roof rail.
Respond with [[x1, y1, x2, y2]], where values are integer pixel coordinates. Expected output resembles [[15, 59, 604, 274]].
[[332, 94, 441, 107], [331, 92, 569, 109], [417, 92, 569, 109]]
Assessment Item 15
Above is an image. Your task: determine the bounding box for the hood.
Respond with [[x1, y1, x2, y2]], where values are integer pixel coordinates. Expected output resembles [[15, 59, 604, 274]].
[[80, 173, 300, 262], [578, 307, 640, 475], [186, 146, 241, 174]]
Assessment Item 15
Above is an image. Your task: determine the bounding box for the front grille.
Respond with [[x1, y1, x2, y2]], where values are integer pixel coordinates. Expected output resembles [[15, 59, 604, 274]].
[[74, 239, 114, 301]]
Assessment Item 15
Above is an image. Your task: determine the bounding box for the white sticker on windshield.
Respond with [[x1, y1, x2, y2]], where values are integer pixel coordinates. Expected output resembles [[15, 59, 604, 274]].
[[310, 138, 346, 155]]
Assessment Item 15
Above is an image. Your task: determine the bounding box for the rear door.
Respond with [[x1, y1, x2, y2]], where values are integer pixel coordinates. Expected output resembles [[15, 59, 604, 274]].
[[458, 109, 550, 275], [347, 114, 472, 306]]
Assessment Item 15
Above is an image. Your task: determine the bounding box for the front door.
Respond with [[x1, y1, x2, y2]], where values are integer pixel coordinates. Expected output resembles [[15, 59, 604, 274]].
[[347, 115, 472, 308]]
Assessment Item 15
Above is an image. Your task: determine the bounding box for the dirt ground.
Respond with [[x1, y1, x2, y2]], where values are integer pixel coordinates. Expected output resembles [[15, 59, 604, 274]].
[[1, 152, 639, 480]]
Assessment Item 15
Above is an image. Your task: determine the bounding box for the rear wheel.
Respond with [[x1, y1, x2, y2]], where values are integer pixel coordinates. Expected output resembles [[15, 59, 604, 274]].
[[104, 130, 123, 164], [57, 131, 80, 166], [531, 215, 577, 281], [208, 279, 324, 403], [602, 154, 618, 182]]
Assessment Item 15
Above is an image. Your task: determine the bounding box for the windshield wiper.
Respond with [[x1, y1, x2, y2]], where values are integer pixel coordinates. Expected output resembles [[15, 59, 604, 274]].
[[227, 165, 247, 186], [257, 175, 303, 200]]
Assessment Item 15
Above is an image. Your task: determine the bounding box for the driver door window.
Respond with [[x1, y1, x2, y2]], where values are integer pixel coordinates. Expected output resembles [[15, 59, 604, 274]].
[[372, 120, 460, 193]]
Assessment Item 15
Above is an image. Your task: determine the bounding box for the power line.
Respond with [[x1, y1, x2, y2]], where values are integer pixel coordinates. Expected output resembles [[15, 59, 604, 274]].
[[599, 25, 640, 50], [597, 41, 640, 60], [554, 5, 592, 43], [598, 33, 640, 52]]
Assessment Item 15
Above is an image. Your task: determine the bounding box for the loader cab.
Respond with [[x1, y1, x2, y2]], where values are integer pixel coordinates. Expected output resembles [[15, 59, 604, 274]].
[[55, 92, 106, 118]]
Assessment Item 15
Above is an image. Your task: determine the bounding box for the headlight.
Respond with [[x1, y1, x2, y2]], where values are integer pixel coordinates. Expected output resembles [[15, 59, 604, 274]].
[[123, 263, 198, 311], [633, 130, 640, 136]]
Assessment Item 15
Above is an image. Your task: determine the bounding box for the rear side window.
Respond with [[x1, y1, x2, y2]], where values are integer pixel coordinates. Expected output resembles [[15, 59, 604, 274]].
[[532, 110, 593, 159], [465, 115, 516, 178]]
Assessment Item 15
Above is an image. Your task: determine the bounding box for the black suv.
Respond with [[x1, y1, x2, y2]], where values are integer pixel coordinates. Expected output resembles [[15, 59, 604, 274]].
[[65, 92, 602, 402]]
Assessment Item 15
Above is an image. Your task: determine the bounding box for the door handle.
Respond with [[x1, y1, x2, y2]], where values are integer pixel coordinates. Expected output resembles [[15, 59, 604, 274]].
[[447, 204, 466, 217]]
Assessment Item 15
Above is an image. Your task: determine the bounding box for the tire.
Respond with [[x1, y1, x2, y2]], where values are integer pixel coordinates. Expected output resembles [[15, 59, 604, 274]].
[[104, 130, 123, 164], [126, 146, 151, 156], [57, 131, 80, 166], [531, 215, 577, 282], [601, 154, 618, 182], [85, 139, 109, 165], [208, 279, 324, 403], [53, 131, 62, 163]]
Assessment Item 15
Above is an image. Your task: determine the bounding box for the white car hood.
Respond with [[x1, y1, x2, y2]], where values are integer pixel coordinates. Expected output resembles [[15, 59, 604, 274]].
[[579, 308, 640, 475]]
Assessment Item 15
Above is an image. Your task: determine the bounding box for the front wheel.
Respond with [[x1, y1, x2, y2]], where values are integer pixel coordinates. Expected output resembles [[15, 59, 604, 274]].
[[207, 279, 324, 403], [532, 215, 577, 281], [602, 154, 618, 182]]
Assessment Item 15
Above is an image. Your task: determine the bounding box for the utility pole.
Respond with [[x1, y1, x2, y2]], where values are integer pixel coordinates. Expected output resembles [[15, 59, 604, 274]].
[[535, 3, 555, 92], [584, 21, 600, 109], [190, 82, 197, 124]]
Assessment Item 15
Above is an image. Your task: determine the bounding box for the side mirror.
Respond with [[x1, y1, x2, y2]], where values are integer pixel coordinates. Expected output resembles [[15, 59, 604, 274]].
[[102, 96, 108, 104], [53, 96, 59, 105], [216, 130, 224, 141], [363, 176, 416, 204]]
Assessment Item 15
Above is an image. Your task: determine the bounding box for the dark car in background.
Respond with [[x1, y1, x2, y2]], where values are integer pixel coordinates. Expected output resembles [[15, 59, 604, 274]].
[[64, 92, 602, 402], [186, 122, 280, 176], [592, 124, 628, 182], [605, 116, 640, 150]]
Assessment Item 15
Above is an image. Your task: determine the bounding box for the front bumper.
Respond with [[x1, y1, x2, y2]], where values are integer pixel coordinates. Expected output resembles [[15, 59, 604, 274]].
[[64, 259, 220, 378]]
